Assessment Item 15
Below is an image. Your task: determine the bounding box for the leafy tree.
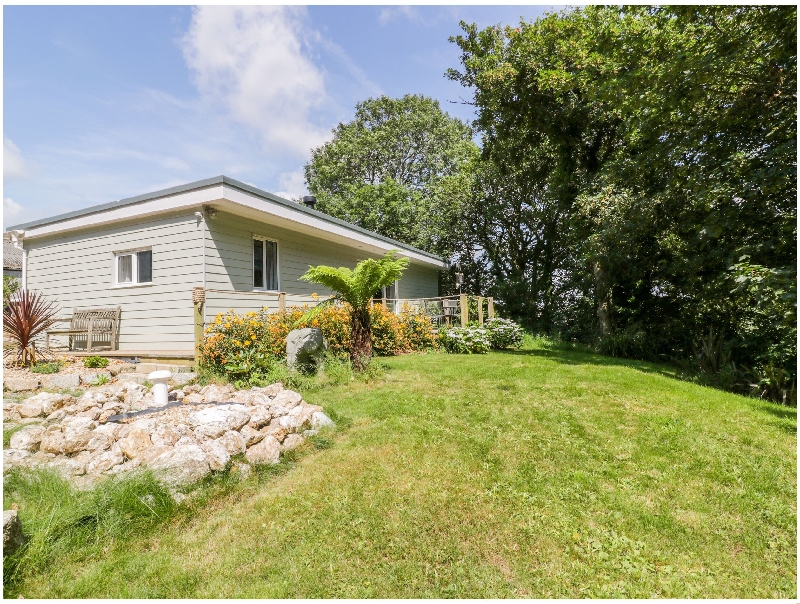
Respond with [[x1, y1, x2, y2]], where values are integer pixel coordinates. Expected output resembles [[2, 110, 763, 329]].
[[3, 276, 20, 309], [300, 251, 409, 370], [305, 94, 479, 257], [449, 6, 796, 386]]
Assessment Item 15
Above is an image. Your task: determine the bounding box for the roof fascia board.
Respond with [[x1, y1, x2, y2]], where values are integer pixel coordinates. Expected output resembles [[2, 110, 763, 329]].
[[219, 185, 446, 268], [18, 186, 224, 239]]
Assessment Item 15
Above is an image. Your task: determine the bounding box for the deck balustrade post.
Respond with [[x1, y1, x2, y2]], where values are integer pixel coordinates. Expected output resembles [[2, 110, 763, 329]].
[[460, 293, 468, 327], [478, 296, 485, 325], [278, 292, 286, 313], [488, 297, 495, 319], [382, 297, 387, 310], [192, 287, 205, 364]]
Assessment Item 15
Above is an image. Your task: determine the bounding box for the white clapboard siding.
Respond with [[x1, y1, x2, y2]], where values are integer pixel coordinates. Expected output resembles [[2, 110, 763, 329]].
[[25, 212, 201, 352]]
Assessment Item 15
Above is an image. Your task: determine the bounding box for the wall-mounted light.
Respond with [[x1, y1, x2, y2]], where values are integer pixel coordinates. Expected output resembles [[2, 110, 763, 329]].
[[204, 206, 218, 220]]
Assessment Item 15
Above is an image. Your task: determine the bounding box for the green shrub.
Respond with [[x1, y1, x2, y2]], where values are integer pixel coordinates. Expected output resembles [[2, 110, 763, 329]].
[[30, 362, 60, 374], [91, 374, 110, 386], [83, 356, 109, 369], [597, 325, 652, 360], [200, 303, 436, 381], [484, 317, 524, 349], [438, 326, 491, 354]]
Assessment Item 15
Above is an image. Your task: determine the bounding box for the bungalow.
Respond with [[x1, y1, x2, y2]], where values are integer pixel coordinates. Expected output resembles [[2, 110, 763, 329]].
[[5, 176, 447, 357]]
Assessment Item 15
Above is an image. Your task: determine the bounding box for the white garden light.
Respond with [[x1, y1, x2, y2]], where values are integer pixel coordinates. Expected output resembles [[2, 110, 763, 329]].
[[148, 370, 172, 406]]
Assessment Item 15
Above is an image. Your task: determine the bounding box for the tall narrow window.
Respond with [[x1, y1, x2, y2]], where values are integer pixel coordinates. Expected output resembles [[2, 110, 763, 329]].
[[253, 237, 278, 290], [115, 249, 152, 286]]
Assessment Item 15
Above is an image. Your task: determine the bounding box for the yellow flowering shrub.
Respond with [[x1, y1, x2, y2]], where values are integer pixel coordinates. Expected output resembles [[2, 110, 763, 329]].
[[200, 303, 437, 376]]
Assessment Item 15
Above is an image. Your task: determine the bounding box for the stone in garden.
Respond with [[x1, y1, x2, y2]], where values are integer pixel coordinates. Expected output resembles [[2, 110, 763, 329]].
[[86, 450, 125, 474], [277, 414, 302, 431], [281, 434, 305, 451], [80, 371, 111, 385], [148, 444, 211, 488], [247, 407, 271, 429], [231, 389, 270, 407], [61, 417, 97, 454], [151, 424, 181, 447], [271, 389, 302, 410], [129, 417, 159, 434], [217, 430, 246, 455], [139, 445, 172, 466], [170, 372, 196, 387], [201, 440, 230, 471], [22, 392, 71, 416], [50, 455, 87, 477], [311, 411, 336, 429], [193, 423, 227, 440], [239, 425, 264, 447], [119, 428, 152, 459], [45, 409, 68, 422], [40, 425, 66, 454], [244, 435, 281, 465], [288, 404, 316, 430], [258, 383, 283, 398], [302, 429, 319, 438], [3, 509, 25, 556], [286, 328, 327, 369], [40, 373, 80, 390], [18, 400, 44, 418], [86, 432, 114, 452], [3, 408, 22, 422], [188, 405, 250, 431], [200, 383, 237, 403], [261, 420, 288, 443], [4, 449, 32, 469], [4, 378, 40, 392], [9, 426, 45, 452], [78, 407, 102, 420], [232, 462, 252, 481]]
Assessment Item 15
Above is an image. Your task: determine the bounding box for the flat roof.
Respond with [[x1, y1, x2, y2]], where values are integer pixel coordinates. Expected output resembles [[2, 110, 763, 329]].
[[6, 175, 445, 264]]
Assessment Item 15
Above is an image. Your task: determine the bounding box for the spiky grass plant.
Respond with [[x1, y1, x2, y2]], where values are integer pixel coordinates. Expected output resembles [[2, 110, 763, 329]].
[[2, 289, 60, 367]]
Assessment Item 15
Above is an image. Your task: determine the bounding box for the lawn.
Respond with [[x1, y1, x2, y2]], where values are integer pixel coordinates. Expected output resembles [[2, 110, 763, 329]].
[[4, 338, 796, 597]]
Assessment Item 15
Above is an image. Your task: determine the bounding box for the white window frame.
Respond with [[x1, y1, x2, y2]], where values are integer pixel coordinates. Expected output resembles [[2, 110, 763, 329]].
[[377, 280, 399, 299], [112, 247, 153, 288], [252, 235, 280, 292]]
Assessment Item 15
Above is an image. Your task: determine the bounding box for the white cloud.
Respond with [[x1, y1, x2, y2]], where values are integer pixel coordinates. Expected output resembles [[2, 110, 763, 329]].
[[378, 6, 422, 26], [274, 169, 308, 201], [4, 197, 23, 221], [181, 6, 330, 157], [4, 137, 28, 179]]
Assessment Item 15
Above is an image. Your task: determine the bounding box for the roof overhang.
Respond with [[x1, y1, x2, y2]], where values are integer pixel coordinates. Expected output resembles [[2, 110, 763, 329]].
[[6, 176, 447, 270]]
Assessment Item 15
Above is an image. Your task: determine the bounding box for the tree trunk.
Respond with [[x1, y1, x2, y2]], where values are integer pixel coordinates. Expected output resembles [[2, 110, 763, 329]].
[[350, 307, 372, 371], [593, 261, 613, 336]]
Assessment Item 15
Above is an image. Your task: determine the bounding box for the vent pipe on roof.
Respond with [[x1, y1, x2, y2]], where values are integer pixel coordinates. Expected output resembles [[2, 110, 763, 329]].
[[302, 196, 317, 209]]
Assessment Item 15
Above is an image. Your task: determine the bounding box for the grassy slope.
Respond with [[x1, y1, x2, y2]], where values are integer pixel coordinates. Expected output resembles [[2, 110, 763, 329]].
[[6, 341, 797, 597]]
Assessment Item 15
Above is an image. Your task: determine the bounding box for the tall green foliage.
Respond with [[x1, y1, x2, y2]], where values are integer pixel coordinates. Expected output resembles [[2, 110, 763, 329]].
[[300, 251, 409, 370], [448, 6, 796, 394], [305, 94, 479, 259]]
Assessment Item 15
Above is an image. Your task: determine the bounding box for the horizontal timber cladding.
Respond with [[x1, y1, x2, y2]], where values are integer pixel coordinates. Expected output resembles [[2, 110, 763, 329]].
[[202, 210, 441, 319], [25, 212, 201, 352]]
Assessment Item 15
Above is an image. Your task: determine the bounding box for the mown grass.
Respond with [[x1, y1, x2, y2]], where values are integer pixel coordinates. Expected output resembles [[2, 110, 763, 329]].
[[4, 338, 796, 597]]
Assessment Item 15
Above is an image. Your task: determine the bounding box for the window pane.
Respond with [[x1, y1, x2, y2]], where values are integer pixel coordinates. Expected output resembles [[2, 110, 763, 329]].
[[137, 250, 152, 283], [118, 255, 132, 283], [253, 239, 264, 288], [264, 240, 278, 290]]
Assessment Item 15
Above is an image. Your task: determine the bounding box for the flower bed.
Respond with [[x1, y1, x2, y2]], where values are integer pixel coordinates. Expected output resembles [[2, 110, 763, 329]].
[[200, 303, 437, 377]]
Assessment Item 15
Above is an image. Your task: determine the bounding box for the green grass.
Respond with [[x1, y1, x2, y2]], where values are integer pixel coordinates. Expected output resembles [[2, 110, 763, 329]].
[[4, 339, 796, 597]]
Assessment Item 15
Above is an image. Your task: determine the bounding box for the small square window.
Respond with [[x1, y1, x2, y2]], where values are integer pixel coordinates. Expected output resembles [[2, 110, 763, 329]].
[[115, 249, 152, 286]]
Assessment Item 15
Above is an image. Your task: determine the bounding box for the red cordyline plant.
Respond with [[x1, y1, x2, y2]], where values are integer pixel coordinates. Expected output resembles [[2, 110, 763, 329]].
[[3, 289, 60, 367]]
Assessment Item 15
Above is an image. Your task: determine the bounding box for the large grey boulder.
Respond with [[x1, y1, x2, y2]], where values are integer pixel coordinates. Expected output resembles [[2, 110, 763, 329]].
[[245, 435, 281, 465], [3, 510, 25, 556], [9, 426, 45, 452], [286, 328, 327, 370], [40, 374, 81, 390], [4, 378, 40, 392]]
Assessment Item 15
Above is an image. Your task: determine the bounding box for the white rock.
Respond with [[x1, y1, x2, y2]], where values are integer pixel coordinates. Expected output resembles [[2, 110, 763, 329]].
[[18, 401, 44, 418], [271, 390, 302, 410], [23, 392, 71, 415], [239, 425, 264, 447], [281, 433, 305, 451], [61, 417, 98, 454], [176, 435, 198, 447], [4, 449, 32, 469], [40, 426, 66, 454], [86, 433, 114, 452], [129, 417, 159, 434], [201, 440, 230, 471], [200, 384, 237, 403], [217, 430, 246, 455], [148, 444, 211, 488], [119, 428, 152, 459], [278, 415, 301, 431], [86, 449, 125, 474], [193, 423, 227, 440], [244, 435, 281, 465], [151, 424, 181, 447], [188, 405, 250, 431], [247, 407, 271, 429], [311, 411, 336, 429], [10, 426, 45, 452]]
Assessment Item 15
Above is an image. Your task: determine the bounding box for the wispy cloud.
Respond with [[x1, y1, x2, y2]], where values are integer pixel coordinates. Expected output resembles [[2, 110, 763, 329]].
[[181, 6, 331, 157], [378, 6, 422, 26], [274, 169, 308, 201], [4, 137, 28, 179], [4, 197, 24, 222]]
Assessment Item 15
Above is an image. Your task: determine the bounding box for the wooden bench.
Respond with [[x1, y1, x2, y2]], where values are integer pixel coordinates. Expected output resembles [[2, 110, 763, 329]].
[[46, 307, 121, 352]]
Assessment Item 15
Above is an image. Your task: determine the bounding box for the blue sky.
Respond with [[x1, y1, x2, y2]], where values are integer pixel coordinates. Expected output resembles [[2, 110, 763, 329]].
[[4, 5, 559, 228]]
